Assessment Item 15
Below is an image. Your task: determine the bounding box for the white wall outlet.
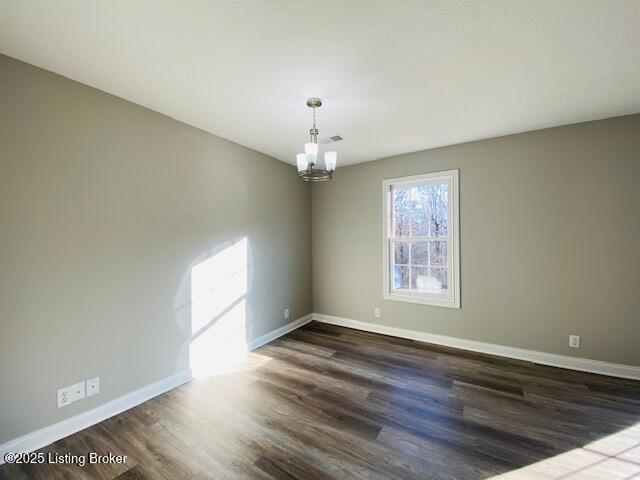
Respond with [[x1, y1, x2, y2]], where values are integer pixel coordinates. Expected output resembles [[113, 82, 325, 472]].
[[284, 308, 290, 320], [57, 388, 70, 408], [569, 335, 581, 348], [57, 381, 85, 408], [374, 307, 381, 318], [86, 377, 100, 397]]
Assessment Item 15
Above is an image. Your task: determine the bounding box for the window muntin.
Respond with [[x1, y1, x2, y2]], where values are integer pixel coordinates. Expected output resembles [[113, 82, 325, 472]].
[[383, 170, 459, 308]]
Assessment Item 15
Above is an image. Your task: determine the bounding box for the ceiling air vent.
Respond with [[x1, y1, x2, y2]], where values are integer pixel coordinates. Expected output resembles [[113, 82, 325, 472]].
[[329, 135, 344, 142]]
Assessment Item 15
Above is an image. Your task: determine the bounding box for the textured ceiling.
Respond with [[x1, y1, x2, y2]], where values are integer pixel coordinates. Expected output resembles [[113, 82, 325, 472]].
[[1, 0, 639, 166]]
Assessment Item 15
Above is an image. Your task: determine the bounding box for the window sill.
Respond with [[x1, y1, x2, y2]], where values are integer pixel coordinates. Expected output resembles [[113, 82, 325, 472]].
[[384, 291, 460, 309]]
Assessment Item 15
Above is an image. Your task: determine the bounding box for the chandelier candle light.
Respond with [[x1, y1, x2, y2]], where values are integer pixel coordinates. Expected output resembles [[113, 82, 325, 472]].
[[296, 97, 337, 181]]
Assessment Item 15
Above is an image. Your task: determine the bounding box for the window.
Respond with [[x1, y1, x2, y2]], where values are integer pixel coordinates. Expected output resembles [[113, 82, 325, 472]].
[[383, 169, 460, 308]]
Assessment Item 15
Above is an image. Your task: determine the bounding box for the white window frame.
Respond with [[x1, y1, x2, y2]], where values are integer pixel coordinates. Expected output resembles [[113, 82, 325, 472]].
[[382, 169, 460, 308]]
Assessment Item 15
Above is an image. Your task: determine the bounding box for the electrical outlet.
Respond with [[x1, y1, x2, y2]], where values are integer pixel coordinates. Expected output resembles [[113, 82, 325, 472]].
[[374, 307, 381, 318], [57, 381, 85, 408], [284, 308, 290, 320], [57, 388, 70, 408], [86, 377, 100, 397], [569, 335, 581, 348]]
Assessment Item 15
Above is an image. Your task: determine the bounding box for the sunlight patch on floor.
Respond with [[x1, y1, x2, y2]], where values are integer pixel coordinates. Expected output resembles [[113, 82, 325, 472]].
[[490, 423, 640, 479]]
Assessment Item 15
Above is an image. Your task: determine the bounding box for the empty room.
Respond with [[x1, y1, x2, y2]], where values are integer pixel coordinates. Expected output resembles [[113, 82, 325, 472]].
[[1, 1, 639, 479]]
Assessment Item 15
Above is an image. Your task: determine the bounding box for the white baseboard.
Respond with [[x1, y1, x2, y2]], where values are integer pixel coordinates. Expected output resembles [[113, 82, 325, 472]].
[[0, 313, 313, 464], [248, 313, 313, 351], [313, 313, 640, 381], [0, 370, 192, 464]]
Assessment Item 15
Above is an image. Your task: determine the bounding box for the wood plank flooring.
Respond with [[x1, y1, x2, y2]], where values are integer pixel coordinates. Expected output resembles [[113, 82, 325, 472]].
[[2, 322, 639, 479]]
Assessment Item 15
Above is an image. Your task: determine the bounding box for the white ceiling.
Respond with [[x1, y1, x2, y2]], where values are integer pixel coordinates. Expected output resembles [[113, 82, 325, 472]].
[[1, 1, 639, 166]]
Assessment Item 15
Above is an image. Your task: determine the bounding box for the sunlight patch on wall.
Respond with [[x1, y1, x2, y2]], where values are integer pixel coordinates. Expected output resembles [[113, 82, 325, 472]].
[[189, 237, 251, 378]]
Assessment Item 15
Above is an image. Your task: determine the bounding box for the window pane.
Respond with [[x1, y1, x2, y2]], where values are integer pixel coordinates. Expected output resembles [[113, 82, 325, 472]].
[[430, 241, 447, 266], [393, 241, 410, 265], [412, 267, 448, 294], [410, 187, 430, 236], [427, 183, 448, 237], [393, 187, 411, 237], [411, 266, 429, 290], [430, 267, 448, 293], [393, 265, 410, 290], [411, 241, 429, 265]]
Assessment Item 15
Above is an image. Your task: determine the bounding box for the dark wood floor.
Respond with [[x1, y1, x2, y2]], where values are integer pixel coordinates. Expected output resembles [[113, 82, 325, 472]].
[[2, 321, 640, 479]]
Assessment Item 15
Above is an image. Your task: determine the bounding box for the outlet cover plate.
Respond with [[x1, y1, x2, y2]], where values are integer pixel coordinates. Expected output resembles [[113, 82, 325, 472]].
[[57, 381, 85, 408], [86, 377, 100, 397]]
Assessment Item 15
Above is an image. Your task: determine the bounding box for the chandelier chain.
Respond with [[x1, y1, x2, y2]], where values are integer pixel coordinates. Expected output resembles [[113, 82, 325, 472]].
[[310, 106, 317, 143]]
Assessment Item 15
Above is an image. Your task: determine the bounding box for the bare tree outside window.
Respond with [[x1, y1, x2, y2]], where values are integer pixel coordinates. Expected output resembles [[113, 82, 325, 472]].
[[391, 183, 449, 294]]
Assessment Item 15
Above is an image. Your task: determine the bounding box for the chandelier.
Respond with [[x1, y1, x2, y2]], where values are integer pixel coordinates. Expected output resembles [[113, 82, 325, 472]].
[[296, 97, 337, 182]]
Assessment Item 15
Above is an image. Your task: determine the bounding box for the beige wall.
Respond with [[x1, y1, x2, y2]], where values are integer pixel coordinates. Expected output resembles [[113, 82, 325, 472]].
[[312, 115, 640, 367], [0, 55, 312, 443]]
